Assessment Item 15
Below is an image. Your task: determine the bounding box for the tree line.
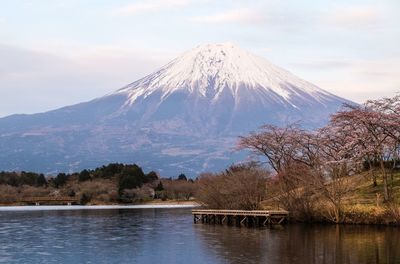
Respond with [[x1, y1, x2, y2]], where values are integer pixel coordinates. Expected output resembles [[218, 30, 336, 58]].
[[0, 163, 197, 204], [236, 95, 400, 222], [0, 171, 47, 187]]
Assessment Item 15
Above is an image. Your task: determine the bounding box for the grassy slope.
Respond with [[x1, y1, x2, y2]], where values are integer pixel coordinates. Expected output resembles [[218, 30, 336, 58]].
[[340, 171, 400, 225], [345, 171, 400, 205], [262, 171, 400, 225]]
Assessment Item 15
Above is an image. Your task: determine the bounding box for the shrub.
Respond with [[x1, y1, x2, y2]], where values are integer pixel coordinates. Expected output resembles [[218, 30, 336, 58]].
[[72, 179, 118, 203], [196, 163, 268, 210], [80, 193, 91, 205]]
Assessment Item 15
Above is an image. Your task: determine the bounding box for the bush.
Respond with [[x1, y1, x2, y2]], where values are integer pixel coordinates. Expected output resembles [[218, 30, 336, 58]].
[[119, 186, 154, 203], [80, 193, 91, 205], [71, 179, 118, 203], [162, 179, 196, 200], [196, 163, 268, 210]]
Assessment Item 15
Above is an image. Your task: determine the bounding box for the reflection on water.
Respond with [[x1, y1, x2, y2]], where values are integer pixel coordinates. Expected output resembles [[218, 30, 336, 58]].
[[0, 208, 399, 263], [195, 224, 400, 264]]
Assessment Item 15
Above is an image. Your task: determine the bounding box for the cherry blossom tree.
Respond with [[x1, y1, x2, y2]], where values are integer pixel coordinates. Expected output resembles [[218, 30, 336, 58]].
[[330, 97, 400, 201], [237, 124, 304, 174]]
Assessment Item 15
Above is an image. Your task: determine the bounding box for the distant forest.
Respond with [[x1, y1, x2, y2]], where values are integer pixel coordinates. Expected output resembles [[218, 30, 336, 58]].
[[0, 163, 196, 205]]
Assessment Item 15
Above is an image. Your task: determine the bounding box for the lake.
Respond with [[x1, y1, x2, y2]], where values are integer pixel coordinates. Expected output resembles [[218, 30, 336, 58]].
[[0, 206, 399, 263]]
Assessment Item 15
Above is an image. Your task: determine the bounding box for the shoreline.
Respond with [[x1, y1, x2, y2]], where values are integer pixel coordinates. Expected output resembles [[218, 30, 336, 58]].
[[0, 201, 200, 211], [1, 202, 399, 226]]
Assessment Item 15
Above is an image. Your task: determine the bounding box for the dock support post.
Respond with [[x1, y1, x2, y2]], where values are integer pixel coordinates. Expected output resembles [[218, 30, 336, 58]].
[[191, 210, 288, 228], [222, 215, 226, 224], [240, 216, 247, 227]]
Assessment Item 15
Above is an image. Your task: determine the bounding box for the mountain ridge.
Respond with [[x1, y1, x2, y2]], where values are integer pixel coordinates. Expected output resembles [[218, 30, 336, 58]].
[[0, 43, 353, 175]]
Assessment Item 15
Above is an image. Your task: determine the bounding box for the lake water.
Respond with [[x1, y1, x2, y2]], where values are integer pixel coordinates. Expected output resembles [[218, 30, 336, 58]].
[[0, 206, 399, 264]]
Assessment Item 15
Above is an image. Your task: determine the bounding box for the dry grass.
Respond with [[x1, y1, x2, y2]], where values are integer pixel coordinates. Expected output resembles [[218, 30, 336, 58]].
[[0, 185, 19, 204], [19, 185, 55, 198], [0, 185, 57, 204], [67, 179, 119, 204], [262, 171, 400, 225], [342, 204, 388, 224]]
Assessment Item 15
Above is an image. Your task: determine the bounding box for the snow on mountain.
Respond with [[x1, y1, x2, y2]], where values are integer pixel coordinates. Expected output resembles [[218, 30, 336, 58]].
[[117, 43, 336, 108], [0, 43, 352, 176]]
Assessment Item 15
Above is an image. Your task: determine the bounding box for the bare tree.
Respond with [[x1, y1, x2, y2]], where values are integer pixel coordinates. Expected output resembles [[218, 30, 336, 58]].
[[196, 164, 269, 210], [161, 179, 197, 200]]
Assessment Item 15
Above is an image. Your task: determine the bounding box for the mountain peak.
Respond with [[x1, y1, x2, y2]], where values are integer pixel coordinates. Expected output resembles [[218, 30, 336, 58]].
[[189, 42, 246, 58], [116, 43, 335, 106]]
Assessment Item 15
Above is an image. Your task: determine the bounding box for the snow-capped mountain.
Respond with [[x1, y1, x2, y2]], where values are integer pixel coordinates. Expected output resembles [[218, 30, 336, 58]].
[[0, 43, 352, 175], [118, 43, 334, 108]]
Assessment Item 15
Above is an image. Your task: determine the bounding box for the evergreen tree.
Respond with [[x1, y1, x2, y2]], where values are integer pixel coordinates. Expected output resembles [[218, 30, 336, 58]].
[[54, 173, 68, 188], [145, 171, 158, 183], [36, 174, 47, 187], [118, 164, 146, 194], [78, 169, 91, 182], [177, 173, 187, 181]]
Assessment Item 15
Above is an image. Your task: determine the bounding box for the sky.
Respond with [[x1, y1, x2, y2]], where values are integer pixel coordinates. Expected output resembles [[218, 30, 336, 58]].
[[0, 0, 399, 117]]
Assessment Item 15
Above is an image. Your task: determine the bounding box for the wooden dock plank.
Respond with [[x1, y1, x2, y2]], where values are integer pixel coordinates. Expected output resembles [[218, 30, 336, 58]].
[[192, 209, 289, 227], [192, 209, 288, 216]]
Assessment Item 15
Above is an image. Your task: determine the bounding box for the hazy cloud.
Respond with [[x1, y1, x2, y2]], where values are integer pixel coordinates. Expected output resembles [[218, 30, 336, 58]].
[[0, 44, 171, 117], [290, 60, 353, 70], [111, 0, 190, 16], [292, 57, 400, 103], [327, 7, 384, 29], [191, 8, 266, 25]]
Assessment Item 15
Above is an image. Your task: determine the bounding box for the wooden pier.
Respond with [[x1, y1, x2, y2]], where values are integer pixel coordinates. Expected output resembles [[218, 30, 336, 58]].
[[18, 196, 79, 206], [192, 209, 289, 227]]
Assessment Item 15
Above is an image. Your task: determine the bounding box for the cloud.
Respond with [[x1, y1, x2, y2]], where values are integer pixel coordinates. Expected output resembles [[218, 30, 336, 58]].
[[0, 44, 172, 117], [191, 8, 266, 25], [327, 7, 383, 28], [290, 59, 353, 70], [111, 0, 190, 16], [291, 57, 400, 103]]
